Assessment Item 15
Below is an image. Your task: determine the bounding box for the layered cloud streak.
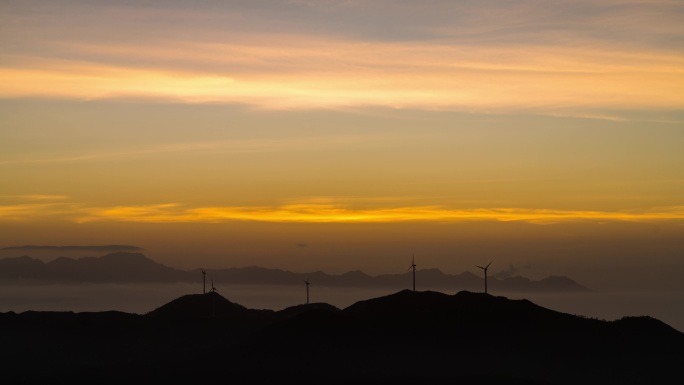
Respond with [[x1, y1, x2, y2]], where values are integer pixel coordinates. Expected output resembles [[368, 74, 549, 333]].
[[2, 0, 683, 111], [2, 198, 684, 225]]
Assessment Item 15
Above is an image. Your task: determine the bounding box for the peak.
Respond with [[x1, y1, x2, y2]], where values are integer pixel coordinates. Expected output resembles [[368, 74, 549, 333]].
[[0, 255, 45, 267], [454, 290, 491, 298], [48, 256, 77, 264], [147, 292, 249, 319]]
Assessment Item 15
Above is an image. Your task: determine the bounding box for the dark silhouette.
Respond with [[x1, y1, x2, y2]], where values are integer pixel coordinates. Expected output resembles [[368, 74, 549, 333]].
[[0, 285, 684, 384], [209, 279, 219, 317], [201, 268, 207, 294], [304, 278, 310, 304], [1, 289, 682, 384], [476, 260, 493, 294], [408, 254, 417, 291]]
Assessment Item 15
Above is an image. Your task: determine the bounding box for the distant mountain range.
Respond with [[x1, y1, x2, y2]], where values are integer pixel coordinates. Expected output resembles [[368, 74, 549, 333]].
[[1, 290, 681, 384], [0, 252, 588, 292]]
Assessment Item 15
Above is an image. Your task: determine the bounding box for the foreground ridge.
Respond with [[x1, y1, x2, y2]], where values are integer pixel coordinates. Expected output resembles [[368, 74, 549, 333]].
[[1, 290, 681, 384]]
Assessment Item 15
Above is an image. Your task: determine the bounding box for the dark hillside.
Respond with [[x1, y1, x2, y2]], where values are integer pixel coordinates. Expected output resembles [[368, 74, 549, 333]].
[[1, 290, 682, 384]]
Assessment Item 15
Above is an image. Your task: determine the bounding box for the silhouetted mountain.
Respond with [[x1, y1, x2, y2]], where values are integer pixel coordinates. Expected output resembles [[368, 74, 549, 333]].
[[0, 252, 589, 292], [0, 255, 45, 277], [145, 291, 275, 338], [147, 292, 249, 319], [1, 290, 682, 384], [0, 252, 186, 282]]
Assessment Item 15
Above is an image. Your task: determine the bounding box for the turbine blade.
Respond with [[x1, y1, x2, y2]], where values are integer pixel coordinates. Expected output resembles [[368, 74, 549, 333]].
[[486, 260, 493, 269], [475, 265, 484, 269]]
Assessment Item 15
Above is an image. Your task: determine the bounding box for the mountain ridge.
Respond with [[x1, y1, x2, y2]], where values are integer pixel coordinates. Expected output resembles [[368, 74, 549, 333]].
[[1, 289, 681, 384], [0, 252, 589, 292]]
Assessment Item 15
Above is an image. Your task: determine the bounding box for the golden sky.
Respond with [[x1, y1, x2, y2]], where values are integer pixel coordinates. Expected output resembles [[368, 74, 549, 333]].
[[1, 1, 683, 283]]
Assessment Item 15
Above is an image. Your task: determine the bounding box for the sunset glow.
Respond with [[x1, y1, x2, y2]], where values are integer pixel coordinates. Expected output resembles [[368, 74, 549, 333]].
[[2, 198, 684, 225], [2, 42, 683, 110], [1, 0, 683, 281]]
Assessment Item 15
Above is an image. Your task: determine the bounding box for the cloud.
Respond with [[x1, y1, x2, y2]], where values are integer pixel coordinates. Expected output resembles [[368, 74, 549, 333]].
[[0, 134, 389, 165], [492, 263, 527, 279], [0, 203, 75, 220], [2, 1, 683, 112], [3, 42, 681, 111], [0, 245, 144, 252], [0, 195, 69, 201], [69, 204, 684, 224], [3, 198, 683, 225]]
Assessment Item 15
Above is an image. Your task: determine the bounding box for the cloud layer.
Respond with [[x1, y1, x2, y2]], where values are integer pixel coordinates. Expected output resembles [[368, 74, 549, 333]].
[[2, 0, 683, 111], [2, 198, 684, 225]]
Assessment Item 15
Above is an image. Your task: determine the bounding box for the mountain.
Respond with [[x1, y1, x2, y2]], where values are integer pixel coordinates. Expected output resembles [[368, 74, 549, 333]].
[[0, 252, 589, 292], [1, 290, 681, 384], [0, 252, 186, 282], [147, 291, 278, 320]]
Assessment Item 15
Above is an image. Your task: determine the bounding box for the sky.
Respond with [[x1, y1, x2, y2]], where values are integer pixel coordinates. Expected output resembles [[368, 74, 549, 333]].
[[1, 0, 683, 291]]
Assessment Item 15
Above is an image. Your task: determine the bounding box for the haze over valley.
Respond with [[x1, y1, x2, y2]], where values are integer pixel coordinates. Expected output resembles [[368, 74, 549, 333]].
[[1, 250, 682, 332]]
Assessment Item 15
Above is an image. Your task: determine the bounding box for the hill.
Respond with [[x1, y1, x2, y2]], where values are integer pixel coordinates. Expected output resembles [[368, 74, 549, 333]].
[[1, 290, 681, 384]]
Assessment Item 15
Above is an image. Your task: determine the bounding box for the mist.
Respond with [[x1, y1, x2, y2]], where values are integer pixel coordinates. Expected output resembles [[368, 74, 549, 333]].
[[3, 219, 683, 292]]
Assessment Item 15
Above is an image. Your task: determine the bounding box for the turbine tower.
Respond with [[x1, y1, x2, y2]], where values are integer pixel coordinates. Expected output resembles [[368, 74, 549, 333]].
[[201, 268, 207, 294], [209, 278, 218, 318], [304, 279, 310, 304], [408, 255, 417, 292], [475, 260, 493, 294]]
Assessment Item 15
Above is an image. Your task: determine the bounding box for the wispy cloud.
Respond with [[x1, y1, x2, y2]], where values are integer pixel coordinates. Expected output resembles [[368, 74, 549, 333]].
[[2, 198, 684, 225], [0, 203, 75, 220], [0, 195, 69, 201], [0, 134, 388, 165], [2, 1, 682, 112], [75, 204, 684, 224], [2, 41, 682, 111], [0, 245, 143, 252]]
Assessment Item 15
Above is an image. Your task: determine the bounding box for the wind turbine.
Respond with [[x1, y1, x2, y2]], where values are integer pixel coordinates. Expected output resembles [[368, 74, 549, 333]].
[[209, 278, 218, 318], [408, 255, 417, 292], [201, 268, 207, 294], [475, 260, 493, 294], [304, 279, 310, 304]]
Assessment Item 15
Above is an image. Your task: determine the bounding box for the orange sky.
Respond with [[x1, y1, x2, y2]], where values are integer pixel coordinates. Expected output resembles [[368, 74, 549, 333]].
[[1, 1, 683, 288]]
